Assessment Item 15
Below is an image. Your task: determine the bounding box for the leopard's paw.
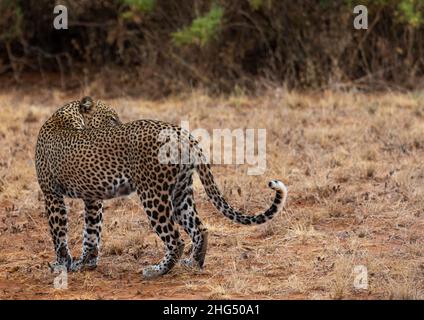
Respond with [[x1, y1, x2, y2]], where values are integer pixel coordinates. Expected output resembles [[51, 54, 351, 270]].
[[70, 257, 97, 272]]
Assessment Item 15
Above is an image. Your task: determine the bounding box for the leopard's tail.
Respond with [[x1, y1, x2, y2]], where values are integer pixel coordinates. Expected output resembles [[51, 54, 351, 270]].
[[196, 163, 288, 225]]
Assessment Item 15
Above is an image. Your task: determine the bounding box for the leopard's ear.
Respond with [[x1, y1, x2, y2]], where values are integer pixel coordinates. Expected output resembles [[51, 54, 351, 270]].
[[79, 96, 94, 113]]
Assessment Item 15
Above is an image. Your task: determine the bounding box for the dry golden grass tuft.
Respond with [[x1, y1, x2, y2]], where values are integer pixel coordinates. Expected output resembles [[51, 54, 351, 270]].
[[0, 88, 423, 299]]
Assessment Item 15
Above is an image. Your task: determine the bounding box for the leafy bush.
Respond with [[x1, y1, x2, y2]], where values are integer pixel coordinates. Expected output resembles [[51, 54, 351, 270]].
[[0, 0, 23, 41], [172, 3, 224, 47], [397, 0, 423, 26], [0, 0, 423, 96], [122, 0, 155, 13]]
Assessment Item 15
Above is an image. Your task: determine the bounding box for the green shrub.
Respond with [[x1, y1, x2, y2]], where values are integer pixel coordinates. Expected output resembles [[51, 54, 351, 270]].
[[172, 3, 224, 47], [122, 0, 156, 13], [0, 0, 423, 95], [397, 0, 423, 27], [0, 0, 23, 41], [249, 0, 263, 11]]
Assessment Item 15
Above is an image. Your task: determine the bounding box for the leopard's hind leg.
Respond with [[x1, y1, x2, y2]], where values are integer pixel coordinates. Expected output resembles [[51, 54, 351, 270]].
[[44, 192, 72, 271], [138, 188, 184, 279], [172, 169, 208, 269]]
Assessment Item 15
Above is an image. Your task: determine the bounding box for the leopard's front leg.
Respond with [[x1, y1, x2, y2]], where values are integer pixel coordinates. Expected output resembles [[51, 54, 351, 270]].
[[71, 199, 103, 271], [44, 192, 72, 271]]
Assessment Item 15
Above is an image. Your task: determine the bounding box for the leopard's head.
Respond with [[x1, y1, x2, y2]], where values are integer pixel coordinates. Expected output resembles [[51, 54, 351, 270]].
[[79, 96, 122, 128]]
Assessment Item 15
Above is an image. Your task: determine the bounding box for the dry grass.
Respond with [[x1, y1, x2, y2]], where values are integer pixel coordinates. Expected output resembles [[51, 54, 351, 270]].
[[0, 88, 423, 300]]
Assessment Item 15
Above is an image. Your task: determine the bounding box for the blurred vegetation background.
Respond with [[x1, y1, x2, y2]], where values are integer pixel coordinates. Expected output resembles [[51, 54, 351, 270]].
[[0, 0, 423, 97]]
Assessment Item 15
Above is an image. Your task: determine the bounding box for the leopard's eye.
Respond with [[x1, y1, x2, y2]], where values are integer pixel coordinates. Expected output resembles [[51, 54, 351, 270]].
[[110, 117, 120, 126]]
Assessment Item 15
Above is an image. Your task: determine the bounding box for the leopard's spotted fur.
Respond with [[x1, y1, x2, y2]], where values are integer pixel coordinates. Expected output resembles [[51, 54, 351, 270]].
[[35, 97, 288, 278]]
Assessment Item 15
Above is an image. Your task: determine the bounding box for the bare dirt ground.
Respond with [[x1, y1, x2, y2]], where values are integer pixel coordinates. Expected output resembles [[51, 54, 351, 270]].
[[0, 88, 423, 300]]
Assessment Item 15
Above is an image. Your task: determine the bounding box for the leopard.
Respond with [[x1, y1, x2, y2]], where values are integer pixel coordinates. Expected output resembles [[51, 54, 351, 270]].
[[35, 96, 288, 279]]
